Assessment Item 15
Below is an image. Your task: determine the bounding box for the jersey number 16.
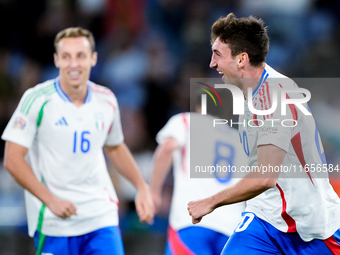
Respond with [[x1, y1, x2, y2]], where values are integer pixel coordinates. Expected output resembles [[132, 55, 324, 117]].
[[73, 131, 90, 153]]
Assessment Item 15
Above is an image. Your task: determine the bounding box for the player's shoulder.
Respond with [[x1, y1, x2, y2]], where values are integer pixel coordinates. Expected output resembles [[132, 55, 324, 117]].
[[264, 65, 305, 104], [169, 112, 190, 121], [88, 81, 121, 112], [265, 64, 287, 79], [162, 112, 190, 131], [89, 81, 116, 100], [265, 64, 295, 89], [20, 78, 58, 115], [25, 78, 57, 96], [254, 64, 296, 105], [162, 112, 185, 123]]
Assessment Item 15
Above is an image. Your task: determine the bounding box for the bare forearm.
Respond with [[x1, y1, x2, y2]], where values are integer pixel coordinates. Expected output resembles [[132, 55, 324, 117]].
[[188, 144, 285, 224], [4, 142, 77, 218], [188, 172, 277, 224], [4, 143, 55, 206], [209, 176, 273, 209], [11, 163, 55, 204], [105, 143, 147, 190], [210, 144, 286, 208], [105, 143, 154, 221], [150, 144, 174, 194]]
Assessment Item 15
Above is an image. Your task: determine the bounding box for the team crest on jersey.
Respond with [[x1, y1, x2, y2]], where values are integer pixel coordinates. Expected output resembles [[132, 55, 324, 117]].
[[95, 112, 104, 130], [13, 117, 27, 131], [260, 126, 278, 133]]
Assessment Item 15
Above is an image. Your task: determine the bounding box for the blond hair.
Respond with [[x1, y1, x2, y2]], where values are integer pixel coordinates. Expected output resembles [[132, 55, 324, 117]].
[[54, 27, 95, 53]]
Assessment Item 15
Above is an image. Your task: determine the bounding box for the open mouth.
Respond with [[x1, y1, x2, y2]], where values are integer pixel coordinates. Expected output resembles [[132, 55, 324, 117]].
[[218, 71, 225, 79], [69, 71, 81, 79]]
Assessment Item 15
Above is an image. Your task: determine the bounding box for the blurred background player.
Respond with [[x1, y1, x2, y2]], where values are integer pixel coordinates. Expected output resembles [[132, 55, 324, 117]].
[[188, 13, 340, 255], [151, 94, 246, 255], [1, 27, 154, 255]]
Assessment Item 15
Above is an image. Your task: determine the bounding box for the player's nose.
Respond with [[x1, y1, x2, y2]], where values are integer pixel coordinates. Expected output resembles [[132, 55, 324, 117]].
[[70, 57, 79, 68], [209, 55, 217, 69]]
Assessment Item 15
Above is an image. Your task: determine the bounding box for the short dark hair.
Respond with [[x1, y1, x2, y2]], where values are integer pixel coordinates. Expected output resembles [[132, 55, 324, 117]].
[[211, 13, 269, 67], [54, 27, 95, 53]]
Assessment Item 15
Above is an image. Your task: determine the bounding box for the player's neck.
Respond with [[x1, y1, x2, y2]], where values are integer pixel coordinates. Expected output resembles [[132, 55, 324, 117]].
[[59, 80, 88, 107], [241, 64, 265, 100]]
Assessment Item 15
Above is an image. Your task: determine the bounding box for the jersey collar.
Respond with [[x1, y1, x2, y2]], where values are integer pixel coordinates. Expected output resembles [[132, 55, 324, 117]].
[[252, 67, 269, 99], [55, 77, 92, 104]]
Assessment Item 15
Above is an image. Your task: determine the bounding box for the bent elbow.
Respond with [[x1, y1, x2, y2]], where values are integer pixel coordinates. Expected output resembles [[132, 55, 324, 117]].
[[3, 142, 28, 175], [261, 178, 277, 190], [3, 156, 15, 173]]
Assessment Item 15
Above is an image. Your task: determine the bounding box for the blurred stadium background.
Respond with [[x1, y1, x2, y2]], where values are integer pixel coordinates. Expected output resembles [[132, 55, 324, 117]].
[[1, 0, 340, 254]]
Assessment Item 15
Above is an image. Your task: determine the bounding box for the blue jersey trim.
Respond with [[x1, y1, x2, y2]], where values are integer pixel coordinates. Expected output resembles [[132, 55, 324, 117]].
[[55, 77, 92, 104], [84, 82, 92, 104], [252, 69, 269, 99], [55, 78, 72, 102]]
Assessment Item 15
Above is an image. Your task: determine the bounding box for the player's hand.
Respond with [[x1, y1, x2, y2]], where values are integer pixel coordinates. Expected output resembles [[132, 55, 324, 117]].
[[46, 197, 77, 219], [151, 191, 162, 213], [135, 184, 155, 223], [187, 198, 214, 224]]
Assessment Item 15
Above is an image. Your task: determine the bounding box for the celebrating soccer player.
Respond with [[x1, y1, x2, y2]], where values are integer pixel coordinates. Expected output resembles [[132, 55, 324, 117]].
[[187, 13, 340, 254]]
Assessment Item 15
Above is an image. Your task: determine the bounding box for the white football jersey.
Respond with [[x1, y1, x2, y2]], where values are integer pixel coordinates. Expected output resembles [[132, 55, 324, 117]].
[[2, 77, 124, 237], [239, 64, 340, 241], [156, 112, 246, 237]]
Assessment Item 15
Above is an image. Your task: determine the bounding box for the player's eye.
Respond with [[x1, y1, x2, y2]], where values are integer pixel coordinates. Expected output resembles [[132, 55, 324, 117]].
[[62, 54, 70, 59], [78, 53, 86, 58], [213, 50, 220, 57]]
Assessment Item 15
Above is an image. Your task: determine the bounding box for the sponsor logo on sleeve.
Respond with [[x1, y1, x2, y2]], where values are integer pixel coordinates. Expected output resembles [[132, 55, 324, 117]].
[[13, 117, 27, 131]]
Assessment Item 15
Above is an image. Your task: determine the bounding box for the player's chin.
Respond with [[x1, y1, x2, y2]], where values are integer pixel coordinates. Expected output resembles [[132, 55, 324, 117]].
[[67, 76, 85, 86]]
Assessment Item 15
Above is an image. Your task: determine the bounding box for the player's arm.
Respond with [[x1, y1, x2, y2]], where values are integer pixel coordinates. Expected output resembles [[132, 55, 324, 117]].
[[150, 137, 179, 212], [188, 144, 285, 224], [3, 141, 77, 218], [104, 142, 154, 222]]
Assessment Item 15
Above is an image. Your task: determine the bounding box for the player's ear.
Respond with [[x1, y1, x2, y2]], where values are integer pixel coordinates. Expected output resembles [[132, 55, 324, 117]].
[[237, 52, 248, 68], [91, 52, 97, 67], [54, 53, 60, 68]]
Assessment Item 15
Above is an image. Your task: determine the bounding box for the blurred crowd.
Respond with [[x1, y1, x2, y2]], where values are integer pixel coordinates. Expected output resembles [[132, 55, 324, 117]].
[[1, 0, 340, 254]]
